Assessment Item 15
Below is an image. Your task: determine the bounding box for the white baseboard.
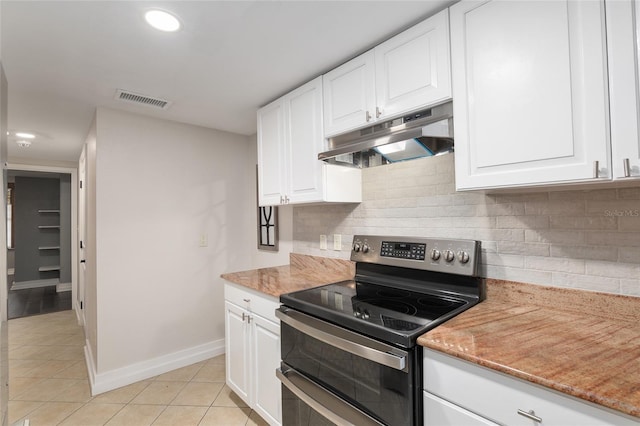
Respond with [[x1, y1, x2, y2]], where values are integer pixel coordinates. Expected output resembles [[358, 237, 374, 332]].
[[11, 278, 59, 291], [85, 338, 225, 396], [56, 282, 72, 292]]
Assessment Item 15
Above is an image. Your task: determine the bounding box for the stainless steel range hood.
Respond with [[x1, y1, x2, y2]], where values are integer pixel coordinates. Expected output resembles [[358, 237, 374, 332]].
[[319, 101, 453, 168]]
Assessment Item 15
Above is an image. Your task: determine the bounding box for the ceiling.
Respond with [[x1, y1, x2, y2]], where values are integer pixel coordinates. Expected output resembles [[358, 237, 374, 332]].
[[1, 1, 453, 163]]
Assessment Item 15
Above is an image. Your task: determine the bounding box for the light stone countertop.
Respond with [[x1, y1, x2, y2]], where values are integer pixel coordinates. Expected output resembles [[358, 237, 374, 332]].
[[221, 257, 640, 419], [418, 279, 640, 419], [220, 253, 354, 298]]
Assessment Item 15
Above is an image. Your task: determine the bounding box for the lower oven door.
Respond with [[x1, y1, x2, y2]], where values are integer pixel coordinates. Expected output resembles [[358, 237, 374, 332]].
[[276, 306, 420, 426]]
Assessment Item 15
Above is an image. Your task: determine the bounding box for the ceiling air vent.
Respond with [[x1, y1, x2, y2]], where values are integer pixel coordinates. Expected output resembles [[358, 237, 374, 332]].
[[114, 89, 172, 110]]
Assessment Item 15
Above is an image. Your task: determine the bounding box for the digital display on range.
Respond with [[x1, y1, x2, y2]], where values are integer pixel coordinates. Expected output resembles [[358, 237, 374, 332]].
[[381, 241, 426, 260]]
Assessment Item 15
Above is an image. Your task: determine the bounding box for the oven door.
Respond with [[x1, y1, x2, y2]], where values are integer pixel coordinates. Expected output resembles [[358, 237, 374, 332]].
[[276, 306, 421, 426]]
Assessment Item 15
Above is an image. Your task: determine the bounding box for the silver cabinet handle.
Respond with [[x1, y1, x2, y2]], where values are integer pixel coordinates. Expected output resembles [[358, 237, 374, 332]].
[[243, 298, 250, 303], [517, 409, 542, 423], [241, 312, 252, 323], [276, 367, 384, 426], [376, 106, 382, 118], [623, 158, 631, 177], [593, 160, 600, 178], [365, 111, 372, 122], [276, 307, 407, 371]]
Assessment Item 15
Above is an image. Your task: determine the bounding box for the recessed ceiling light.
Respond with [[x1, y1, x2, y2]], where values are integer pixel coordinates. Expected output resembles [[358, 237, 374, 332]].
[[16, 140, 31, 148], [145, 10, 181, 32], [15, 132, 35, 139]]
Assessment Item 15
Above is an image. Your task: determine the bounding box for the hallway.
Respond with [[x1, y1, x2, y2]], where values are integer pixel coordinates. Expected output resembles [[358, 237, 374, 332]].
[[8, 311, 266, 425]]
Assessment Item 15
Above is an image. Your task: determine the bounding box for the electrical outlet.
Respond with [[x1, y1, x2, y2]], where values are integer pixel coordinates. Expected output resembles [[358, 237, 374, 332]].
[[199, 233, 208, 247], [333, 234, 342, 251], [320, 234, 327, 250]]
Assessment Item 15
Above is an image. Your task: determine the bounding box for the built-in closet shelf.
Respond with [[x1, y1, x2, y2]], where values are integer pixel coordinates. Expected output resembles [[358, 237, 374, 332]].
[[38, 246, 60, 250], [38, 209, 60, 213], [38, 266, 61, 272], [38, 225, 60, 229]]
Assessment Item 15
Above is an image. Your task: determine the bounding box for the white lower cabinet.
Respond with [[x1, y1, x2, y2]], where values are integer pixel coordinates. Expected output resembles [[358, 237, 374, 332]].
[[423, 349, 638, 426], [224, 283, 281, 426]]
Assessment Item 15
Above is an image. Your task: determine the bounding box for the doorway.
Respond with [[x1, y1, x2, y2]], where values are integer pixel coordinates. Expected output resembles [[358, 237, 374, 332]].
[[5, 165, 78, 322]]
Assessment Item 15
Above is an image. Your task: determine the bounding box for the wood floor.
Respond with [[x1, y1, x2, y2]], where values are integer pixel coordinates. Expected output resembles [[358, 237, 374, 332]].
[[8, 286, 72, 320]]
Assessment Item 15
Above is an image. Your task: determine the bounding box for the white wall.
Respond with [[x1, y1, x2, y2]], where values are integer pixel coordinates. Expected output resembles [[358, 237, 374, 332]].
[[90, 108, 258, 386], [293, 154, 640, 296]]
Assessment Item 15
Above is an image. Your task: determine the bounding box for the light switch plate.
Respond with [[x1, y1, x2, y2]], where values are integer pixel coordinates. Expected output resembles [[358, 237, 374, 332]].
[[320, 234, 327, 250]]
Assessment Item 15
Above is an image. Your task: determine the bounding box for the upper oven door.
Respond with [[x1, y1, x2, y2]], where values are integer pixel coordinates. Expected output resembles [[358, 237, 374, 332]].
[[277, 307, 421, 426]]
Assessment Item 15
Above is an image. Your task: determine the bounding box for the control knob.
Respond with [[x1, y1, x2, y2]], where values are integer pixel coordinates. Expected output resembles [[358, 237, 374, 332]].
[[457, 251, 470, 264], [353, 242, 361, 252], [444, 250, 455, 263], [430, 249, 441, 261], [362, 243, 370, 253]]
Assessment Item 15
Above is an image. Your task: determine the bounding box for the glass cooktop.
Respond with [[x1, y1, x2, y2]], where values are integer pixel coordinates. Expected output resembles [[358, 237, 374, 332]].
[[280, 280, 469, 347]]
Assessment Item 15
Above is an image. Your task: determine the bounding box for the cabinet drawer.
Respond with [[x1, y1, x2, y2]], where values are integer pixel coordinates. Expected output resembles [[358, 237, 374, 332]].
[[423, 349, 637, 426], [224, 282, 279, 323]]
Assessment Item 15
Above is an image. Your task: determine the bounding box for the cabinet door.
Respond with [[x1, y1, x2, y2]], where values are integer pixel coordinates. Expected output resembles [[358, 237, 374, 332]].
[[607, 0, 640, 180], [322, 50, 376, 137], [225, 301, 251, 405], [252, 315, 281, 426], [257, 100, 286, 206], [286, 77, 325, 204], [375, 9, 451, 120], [424, 392, 498, 426], [451, 0, 610, 190]]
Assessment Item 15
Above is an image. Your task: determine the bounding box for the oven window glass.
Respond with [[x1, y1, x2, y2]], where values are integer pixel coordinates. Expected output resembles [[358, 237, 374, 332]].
[[281, 322, 418, 426]]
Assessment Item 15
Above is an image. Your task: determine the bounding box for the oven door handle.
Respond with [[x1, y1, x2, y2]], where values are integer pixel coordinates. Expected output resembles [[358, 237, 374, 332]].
[[277, 366, 385, 426], [276, 307, 408, 372]]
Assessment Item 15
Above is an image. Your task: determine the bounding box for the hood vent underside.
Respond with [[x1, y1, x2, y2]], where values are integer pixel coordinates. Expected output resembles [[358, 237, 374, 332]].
[[319, 101, 454, 168], [115, 89, 172, 110]]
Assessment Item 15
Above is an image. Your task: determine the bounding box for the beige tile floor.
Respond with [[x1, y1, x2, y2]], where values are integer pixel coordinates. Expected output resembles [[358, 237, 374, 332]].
[[8, 310, 268, 426]]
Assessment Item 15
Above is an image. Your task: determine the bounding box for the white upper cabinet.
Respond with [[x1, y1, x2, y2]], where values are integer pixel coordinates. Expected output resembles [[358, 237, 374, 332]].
[[323, 9, 452, 137], [375, 8, 451, 120], [257, 77, 361, 206], [322, 51, 376, 137], [257, 101, 286, 206], [606, 0, 640, 181], [451, 0, 610, 190]]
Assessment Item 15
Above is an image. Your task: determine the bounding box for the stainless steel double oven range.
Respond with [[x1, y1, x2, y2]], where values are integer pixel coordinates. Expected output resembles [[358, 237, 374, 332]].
[[276, 235, 484, 426]]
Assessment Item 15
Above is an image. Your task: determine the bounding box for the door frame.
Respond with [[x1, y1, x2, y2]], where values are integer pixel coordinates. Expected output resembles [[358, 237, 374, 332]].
[[7, 163, 79, 324]]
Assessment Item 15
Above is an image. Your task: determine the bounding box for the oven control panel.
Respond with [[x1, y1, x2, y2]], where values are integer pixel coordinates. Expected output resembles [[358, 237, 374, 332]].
[[380, 241, 426, 260], [351, 235, 479, 276]]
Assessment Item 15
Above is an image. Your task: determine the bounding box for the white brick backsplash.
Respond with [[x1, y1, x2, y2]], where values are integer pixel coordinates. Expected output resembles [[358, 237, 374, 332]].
[[620, 279, 640, 296], [619, 247, 640, 263], [549, 216, 618, 230], [496, 215, 549, 229], [524, 256, 585, 274], [477, 203, 526, 217], [482, 252, 524, 268], [482, 265, 553, 285], [586, 199, 640, 216], [585, 261, 640, 279], [552, 273, 620, 293], [618, 187, 640, 199], [497, 241, 549, 256], [586, 231, 640, 247], [524, 229, 585, 244], [292, 155, 640, 297], [525, 200, 585, 216], [550, 244, 618, 261], [619, 216, 640, 231]]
